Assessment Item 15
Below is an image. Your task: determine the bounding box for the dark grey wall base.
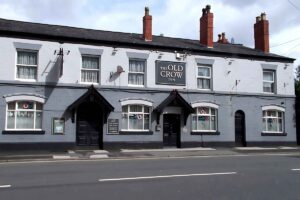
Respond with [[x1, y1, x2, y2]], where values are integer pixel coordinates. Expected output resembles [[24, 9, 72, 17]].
[[246, 141, 297, 146], [119, 131, 153, 135], [103, 142, 163, 150], [190, 131, 220, 135], [2, 130, 45, 135], [261, 132, 287, 136], [181, 142, 235, 148], [0, 142, 75, 151]]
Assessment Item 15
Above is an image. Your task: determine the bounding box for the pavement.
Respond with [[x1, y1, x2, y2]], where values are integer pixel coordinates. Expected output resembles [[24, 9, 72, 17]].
[[0, 146, 300, 162]]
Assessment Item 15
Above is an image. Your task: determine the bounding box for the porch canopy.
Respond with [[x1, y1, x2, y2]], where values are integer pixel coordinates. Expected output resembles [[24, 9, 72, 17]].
[[67, 85, 114, 123], [153, 90, 194, 125]]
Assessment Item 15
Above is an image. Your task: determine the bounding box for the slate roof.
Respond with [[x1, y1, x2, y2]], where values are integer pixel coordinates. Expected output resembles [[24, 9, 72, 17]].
[[0, 18, 294, 62]]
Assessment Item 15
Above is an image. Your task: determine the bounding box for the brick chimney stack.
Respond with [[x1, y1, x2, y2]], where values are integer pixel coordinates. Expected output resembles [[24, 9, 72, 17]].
[[200, 5, 214, 48], [254, 13, 269, 53], [143, 7, 152, 41]]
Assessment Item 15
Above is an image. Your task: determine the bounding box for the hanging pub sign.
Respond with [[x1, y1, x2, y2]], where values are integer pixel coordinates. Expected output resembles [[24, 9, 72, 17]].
[[156, 61, 186, 85]]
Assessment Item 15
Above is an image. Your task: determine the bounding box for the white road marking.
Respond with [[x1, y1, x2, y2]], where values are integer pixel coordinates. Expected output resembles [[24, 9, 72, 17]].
[[93, 150, 108, 154], [0, 185, 11, 188], [291, 169, 300, 171], [99, 172, 237, 182]]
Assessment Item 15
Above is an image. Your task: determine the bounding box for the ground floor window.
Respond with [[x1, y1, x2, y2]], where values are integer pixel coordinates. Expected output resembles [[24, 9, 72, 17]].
[[262, 110, 284, 133], [121, 105, 150, 131], [6, 101, 43, 130], [192, 107, 217, 131]]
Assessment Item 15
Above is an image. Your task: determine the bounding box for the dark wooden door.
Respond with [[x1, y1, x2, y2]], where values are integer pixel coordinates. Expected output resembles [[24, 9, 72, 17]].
[[235, 110, 246, 147], [163, 114, 181, 148], [76, 103, 103, 148]]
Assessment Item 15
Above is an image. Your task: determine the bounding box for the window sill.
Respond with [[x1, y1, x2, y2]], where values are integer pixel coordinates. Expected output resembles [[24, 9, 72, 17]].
[[119, 130, 153, 135], [191, 131, 220, 135], [2, 130, 45, 135], [261, 132, 287, 136]]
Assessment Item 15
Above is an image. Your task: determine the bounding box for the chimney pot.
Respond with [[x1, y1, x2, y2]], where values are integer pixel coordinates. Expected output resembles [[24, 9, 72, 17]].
[[261, 12, 266, 20], [145, 7, 149, 15], [256, 16, 261, 22], [206, 5, 211, 13]]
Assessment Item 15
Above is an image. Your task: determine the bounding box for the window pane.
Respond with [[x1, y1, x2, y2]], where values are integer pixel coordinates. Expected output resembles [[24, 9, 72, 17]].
[[263, 118, 267, 131], [130, 105, 142, 112], [8, 102, 15, 110], [16, 111, 34, 129], [128, 73, 144, 85], [81, 70, 98, 83], [267, 118, 277, 132], [197, 78, 210, 89], [129, 60, 145, 72], [17, 101, 34, 110], [211, 109, 215, 115], [36, 103, 43, 111], [144, 114, 150, 130], [211, 116, 216, 130], [17, 51, 37, 65], [192, 115, 197, 130], [263, 82, 274, 93], [198, 67, 210, 77], [122, 106, 128, 112], [35, 112, 42, 129], [121, 114, 128, 129], [17, 66, 37, 79], [198, 116, 210, 130], [198, 107, 209, 115], [263, 71, 274, 81], [278, 118, 283, 132], [7, 111, 15, 129], [82, 57, 99, 69], [267, 111, 276, 117], [144, 106, 150, 113], [129, 114, 143, 129]]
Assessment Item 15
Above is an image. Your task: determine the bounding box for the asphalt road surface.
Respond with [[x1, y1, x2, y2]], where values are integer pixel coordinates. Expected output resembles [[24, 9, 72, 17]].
[[0, 154, 300, 200]]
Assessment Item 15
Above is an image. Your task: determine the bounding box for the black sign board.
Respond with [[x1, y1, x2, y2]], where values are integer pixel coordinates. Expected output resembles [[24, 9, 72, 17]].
[[156, 61, 186, 85], [108, 119, 119, 134]]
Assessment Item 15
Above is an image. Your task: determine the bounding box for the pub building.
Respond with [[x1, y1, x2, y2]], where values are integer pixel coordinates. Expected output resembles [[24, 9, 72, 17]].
[[0, 6, 296, 150]]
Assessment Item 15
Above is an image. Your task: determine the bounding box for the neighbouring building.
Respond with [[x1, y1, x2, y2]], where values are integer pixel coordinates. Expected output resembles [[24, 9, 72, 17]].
[[0, 5, 296, 150]]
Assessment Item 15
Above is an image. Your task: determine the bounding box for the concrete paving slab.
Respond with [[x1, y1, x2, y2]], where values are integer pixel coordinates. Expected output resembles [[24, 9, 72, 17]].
[[121, 147, 216, 153], [89, 154, 108, 159]]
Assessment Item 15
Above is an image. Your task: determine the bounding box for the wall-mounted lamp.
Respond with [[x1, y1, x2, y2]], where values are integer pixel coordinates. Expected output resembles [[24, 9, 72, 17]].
[[284, 64, 288, 70], [227, 70, 231, 75], [158, 52, 164, 59]]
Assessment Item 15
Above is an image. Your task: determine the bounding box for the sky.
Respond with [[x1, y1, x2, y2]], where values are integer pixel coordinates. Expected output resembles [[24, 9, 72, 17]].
[[0, 0, 299, 71]]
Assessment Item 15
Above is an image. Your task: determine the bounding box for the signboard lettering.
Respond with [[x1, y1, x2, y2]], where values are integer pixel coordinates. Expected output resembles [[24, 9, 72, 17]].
[[108, 119, 119, 134], [156, 61, 186, 85]]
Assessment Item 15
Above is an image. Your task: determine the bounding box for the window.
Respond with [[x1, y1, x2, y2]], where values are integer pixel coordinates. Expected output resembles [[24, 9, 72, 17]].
[[263, 70, 275, 93], [121, 105, 150, 131], [128, 59, 145, 86], [16, 50, 38, 80], [197, 65, 211, 90], [262, 110, 284, 133], [81, 56, 99, 83], [192, 107, 217, 131], [6, 101, 43, 130]]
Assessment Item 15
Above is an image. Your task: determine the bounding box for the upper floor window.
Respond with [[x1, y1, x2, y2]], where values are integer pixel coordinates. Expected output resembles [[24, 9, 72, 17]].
[[6, 101, 43, 130], [263, 70, 275, 93], [81, 56, 99, 83], [197, 65, 212, 90], [192, 107, 217, 131], [121, 105, 150, 131], [262, 110, 284, 133], [16, 50, 38, 80], [128, 59, 145, 86]]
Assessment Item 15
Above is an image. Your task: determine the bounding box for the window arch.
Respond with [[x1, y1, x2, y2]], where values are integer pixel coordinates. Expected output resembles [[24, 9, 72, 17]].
[[191, 102, 219, 132]]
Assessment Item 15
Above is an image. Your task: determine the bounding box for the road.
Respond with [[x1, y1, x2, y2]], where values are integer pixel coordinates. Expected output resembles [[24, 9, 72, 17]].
[[0, 154, 300, 200]]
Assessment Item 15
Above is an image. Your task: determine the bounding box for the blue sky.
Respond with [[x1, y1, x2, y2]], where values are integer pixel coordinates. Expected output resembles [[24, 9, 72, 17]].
[[0, 0, 300, 68]]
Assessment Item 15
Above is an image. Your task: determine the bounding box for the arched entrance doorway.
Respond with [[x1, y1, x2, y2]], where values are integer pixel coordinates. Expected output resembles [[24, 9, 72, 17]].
[[235, 110, 246, 147]]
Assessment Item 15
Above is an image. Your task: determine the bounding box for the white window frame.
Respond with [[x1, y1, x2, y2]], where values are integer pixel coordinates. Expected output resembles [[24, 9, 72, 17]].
[[121, 104, 151, 131], [80, 55, 100, 84], [263, 70, 275, 94], [128, 59, 146, 87], [6, 101, 43, 131], [262, 109, 284, 133], [16, 49, 38, 82], [191, 106, 218, 132], [197, 65, 212, 90]]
